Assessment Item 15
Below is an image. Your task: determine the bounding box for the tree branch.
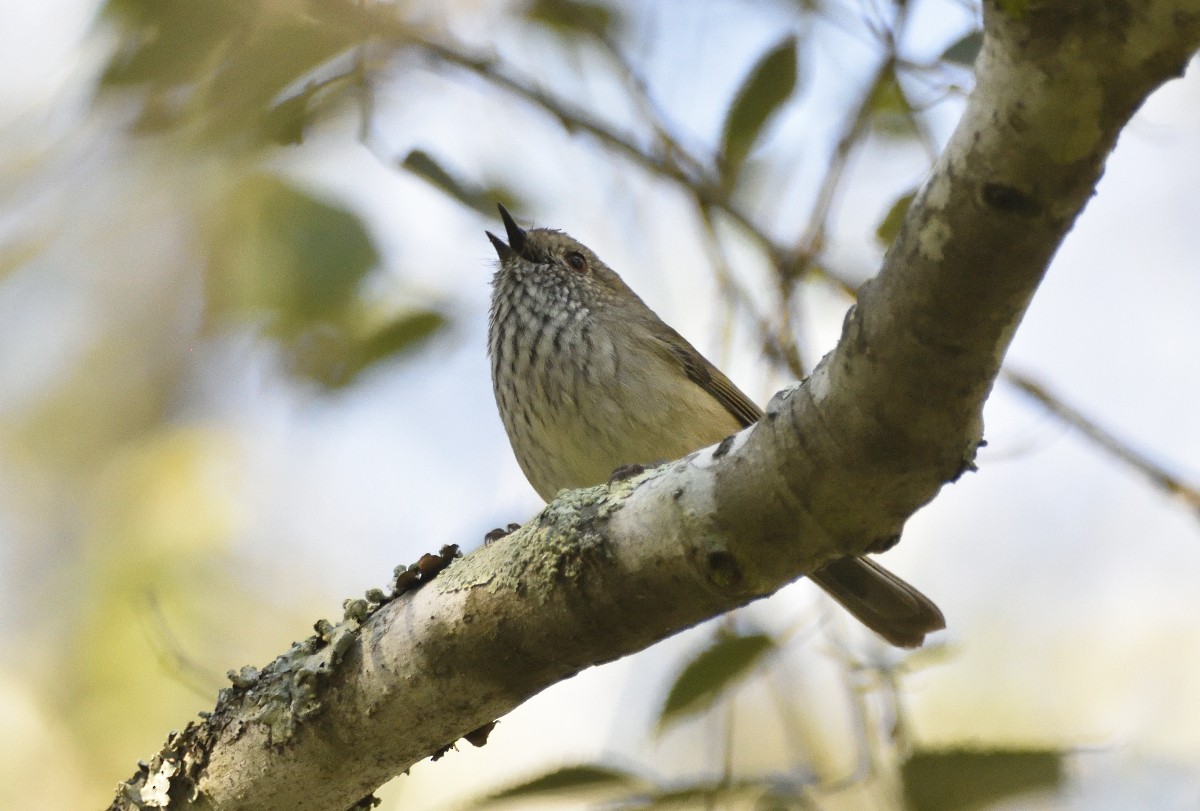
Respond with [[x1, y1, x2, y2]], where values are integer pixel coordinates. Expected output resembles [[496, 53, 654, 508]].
[[111, 2, 1200, 808]]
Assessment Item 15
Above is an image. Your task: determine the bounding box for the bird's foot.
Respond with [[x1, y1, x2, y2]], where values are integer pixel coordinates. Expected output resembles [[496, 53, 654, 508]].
[[484, 522, 522, 544]]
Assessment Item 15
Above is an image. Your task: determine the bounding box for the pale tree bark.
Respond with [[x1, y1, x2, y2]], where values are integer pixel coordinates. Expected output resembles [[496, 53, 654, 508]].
[[111, 2, 1200, 809]]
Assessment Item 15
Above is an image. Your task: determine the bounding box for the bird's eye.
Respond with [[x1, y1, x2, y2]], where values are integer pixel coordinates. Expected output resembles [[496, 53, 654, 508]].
[[565, 252, 587, 273]]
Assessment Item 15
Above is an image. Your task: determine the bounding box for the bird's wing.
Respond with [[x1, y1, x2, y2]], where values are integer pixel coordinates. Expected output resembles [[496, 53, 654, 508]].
[[654, 331, 764, 429]]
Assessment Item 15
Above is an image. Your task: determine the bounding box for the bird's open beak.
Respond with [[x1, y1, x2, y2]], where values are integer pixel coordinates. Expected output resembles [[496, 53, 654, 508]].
[[486, 231, 513, 262], [486, 204, 528, 262]]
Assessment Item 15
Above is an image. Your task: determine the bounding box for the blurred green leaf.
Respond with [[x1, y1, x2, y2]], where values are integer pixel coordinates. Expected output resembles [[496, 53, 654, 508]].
[[617, 778, 810, 809], [645, 787, 740, 808], [868, 71, 917, 138], [997, 0, 1031, 19], [98, 0, 367, 140], [281, 308, 447, 389], [902, 748, 1065, 811], [875, 188, 918, 247], [205, 20, 359, 138], [720, 36, 799, 188], [344, 311, 447, 382], [941, 31, 984, 66], [754, 788, 813, 811], [525, 0, 620, 39], [261, 86, 317, 146], [478, 764, 643, 806], [100, 0, 250, 89], [260, 70, 364, 147], [401, 150, 523, 216], [402, 150, 475, 207], [657, 632, 775, 734], [207, 175, 377, 333]]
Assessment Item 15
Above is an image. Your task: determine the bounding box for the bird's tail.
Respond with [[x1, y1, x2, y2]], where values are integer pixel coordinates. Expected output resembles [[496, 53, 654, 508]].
[[808, 557, 945, 648]]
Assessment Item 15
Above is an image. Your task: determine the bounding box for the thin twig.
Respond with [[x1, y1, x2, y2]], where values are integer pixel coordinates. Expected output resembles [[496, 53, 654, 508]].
[[785, 0, 917, 275], [721, 685, 736, 792], [818, 629, 887, 792], [767, 4, 915, 387], [761, 51, 897, 377], [138, 591, 222, 699], [418, 42, 704, 190], [786, 55, 897, 275], [698, 202, 807, 378], [594, 33, 711, 183], [1003, 368, 1200, 516]]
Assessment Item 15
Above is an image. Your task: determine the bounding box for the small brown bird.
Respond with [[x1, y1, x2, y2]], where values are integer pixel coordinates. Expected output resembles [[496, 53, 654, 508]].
[[486, 205, 944, 647]]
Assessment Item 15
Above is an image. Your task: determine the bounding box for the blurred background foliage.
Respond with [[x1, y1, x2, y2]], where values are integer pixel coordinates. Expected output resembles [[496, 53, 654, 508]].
[[1, 0, 1199, 809]]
